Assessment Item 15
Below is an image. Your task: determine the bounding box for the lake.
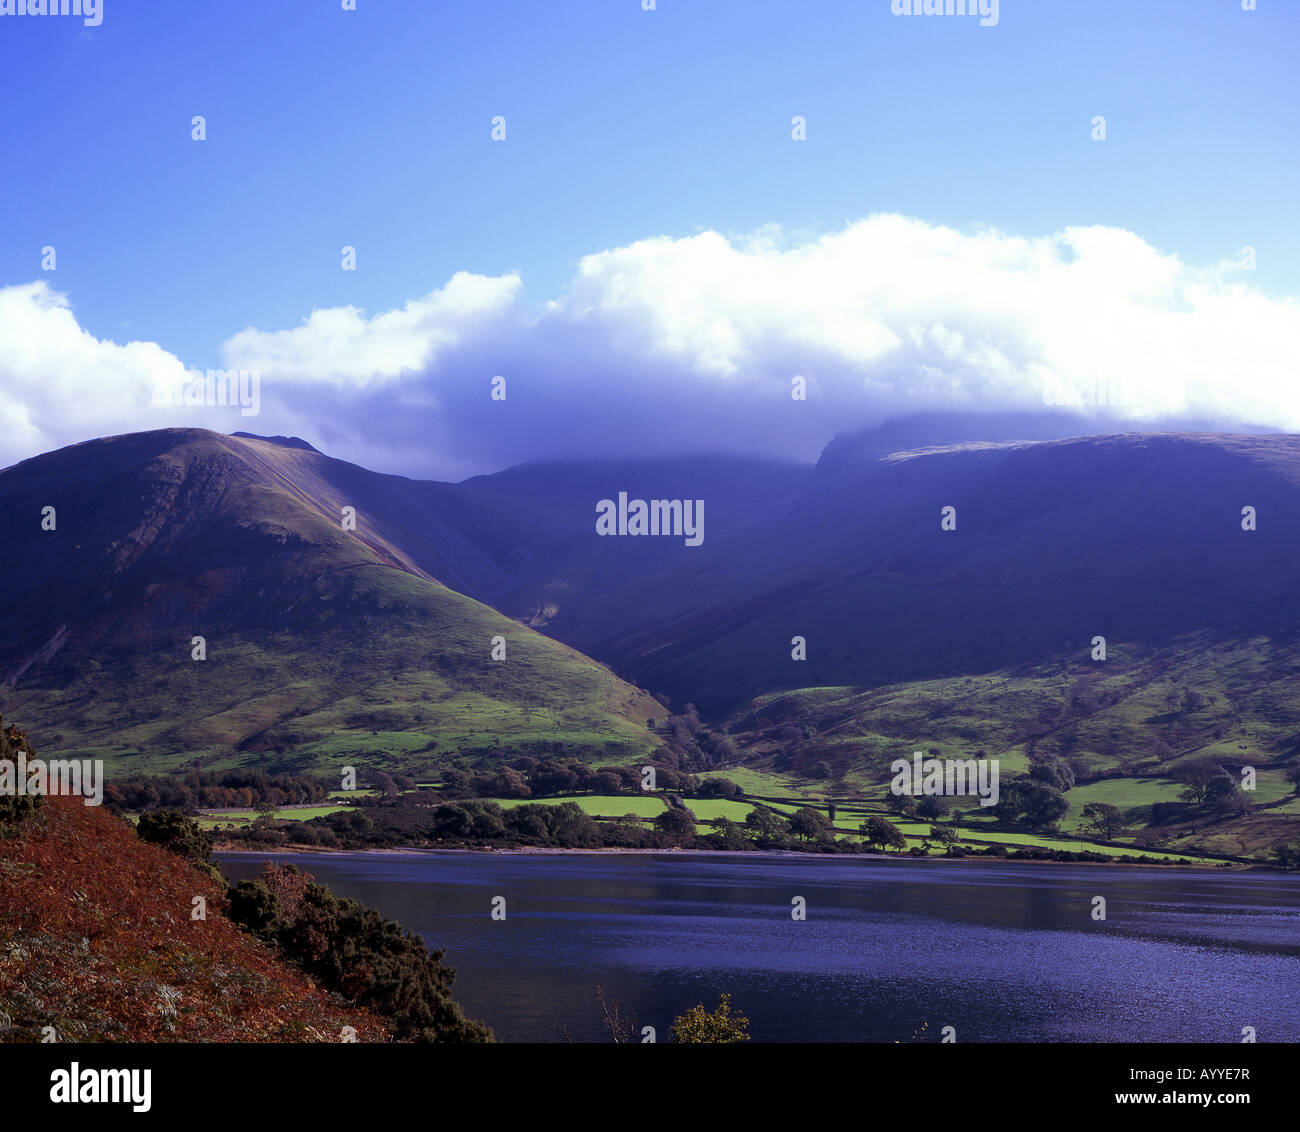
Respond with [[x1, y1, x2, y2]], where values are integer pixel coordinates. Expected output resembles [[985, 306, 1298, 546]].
[[217, 851, 1300, 1043]]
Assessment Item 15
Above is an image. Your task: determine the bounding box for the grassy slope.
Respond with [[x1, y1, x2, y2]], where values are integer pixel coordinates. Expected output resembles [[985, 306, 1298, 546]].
[[8, 569, 665, 777], [3, 430, 667, 776], [716, 633, 1300, 859], [0, 795, 387, 1042]]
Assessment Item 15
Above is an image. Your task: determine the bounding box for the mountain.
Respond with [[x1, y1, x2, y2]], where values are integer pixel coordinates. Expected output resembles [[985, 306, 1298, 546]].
[[549, 430, 1300, 712], [7, 417, 1300, 858], [0, 429, 666, 774]]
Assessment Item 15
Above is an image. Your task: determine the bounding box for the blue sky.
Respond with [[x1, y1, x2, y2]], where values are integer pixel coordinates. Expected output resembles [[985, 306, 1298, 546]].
[[1, 1, 1298, 477]]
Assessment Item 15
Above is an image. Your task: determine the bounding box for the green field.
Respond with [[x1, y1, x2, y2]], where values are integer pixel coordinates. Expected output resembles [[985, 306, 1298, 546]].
[[490, 794, 668, 818], [683, 799, 755, 821], [706, 767, 799, 796], [198, 804, 354, 828]]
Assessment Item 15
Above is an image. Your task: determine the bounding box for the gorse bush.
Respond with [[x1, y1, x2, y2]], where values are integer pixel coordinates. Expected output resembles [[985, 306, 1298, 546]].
[[228, 864, 492, 1043], [135, 810, 223, 882], [0, 715, 43, 833], [670, 993, 751, 1043], [132, 813, 491, 1041]]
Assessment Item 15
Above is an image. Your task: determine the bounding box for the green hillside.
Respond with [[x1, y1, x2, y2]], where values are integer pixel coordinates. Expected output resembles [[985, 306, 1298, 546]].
[[721, 631, 1300, 859], [1, 430, 666, 776]]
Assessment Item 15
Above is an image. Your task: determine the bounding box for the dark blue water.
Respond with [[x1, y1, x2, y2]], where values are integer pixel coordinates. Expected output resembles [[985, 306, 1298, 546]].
[[217, 851, 1300, 1043]]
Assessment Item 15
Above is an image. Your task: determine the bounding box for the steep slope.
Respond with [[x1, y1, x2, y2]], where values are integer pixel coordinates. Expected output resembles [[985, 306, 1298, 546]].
[[0, 429, 665, 772], [454, 454, 813, 627], [0, 790, 388, 1043], [551, 432, 1300, 712]]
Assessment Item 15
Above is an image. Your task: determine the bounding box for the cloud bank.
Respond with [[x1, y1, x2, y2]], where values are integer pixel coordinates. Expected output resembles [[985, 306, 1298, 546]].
[[4, 215, 1298, 478]]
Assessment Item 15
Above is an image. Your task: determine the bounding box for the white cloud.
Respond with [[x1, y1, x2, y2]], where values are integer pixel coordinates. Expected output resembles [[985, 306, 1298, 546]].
[[222, 270, 522, 385], [0, 281, 191, 460], [4, 216, 1300, 476]]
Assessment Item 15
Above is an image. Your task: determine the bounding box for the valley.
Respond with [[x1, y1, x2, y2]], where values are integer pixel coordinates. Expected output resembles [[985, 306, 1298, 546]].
[[4, 419, 1300, 864]]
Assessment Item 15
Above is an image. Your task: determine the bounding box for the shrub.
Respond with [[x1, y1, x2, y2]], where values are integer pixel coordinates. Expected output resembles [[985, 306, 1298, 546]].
[[227, 864, 492, 1042]]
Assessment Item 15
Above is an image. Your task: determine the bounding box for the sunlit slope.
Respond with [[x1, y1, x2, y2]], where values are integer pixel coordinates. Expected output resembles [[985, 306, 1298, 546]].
[[724, 632, 1300, 856], [0, 429, 664, 772]]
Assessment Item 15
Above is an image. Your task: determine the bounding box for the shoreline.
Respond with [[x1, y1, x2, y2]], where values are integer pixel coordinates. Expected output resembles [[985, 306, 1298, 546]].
[[211, 842, 1251, 871]]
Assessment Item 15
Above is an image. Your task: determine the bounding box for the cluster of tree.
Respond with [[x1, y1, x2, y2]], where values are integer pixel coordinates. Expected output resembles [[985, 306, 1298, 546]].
[[221, 797, 863, 853], [134, 811, 490, 1042], [437, 757, 707, 801], [218, 791, 1196, 864], [990, 760, 1075, 831], [1169, 759, 1254, 817], [1269, 839, 1300, 869], [106, 769, 331, 813], [877, 759, 1075, 832], [649, 702, 741, 773], [224, 799, 673, 851], [884, 792, 957, 821]]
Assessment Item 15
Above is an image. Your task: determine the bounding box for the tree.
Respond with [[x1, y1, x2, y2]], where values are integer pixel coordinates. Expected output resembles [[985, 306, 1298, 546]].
[[789, 807, 833, 841], [1172, 758, 1223, 804], [1269, 839, 1300, 869], [431, 804, 472, 838], [1285, 760, 1300, 797], [929, 824, 959, 846], [490, 769, 531, 799], [654, 806, 697, 842], [744, 807, 789, 844], [995, 779, 1069, 831], [1029, 759, 1076, 793], [547, 802, 601, 847], [0, 717, 42, 828], [885, 791, 918, 818], [670, 993, 750, 1043], [592, 771, 622, 794], [859, 816, 908, 852], [1205, 774, 1251, 815], [1080, 802, 1124, 839], [916, 795, 949, 820], [504, 806, 549, 842], [707, 817, 752, 851], [531, 762, 580, 796], [440, 768, 470, 795], [596, 986, 637, 1043]]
